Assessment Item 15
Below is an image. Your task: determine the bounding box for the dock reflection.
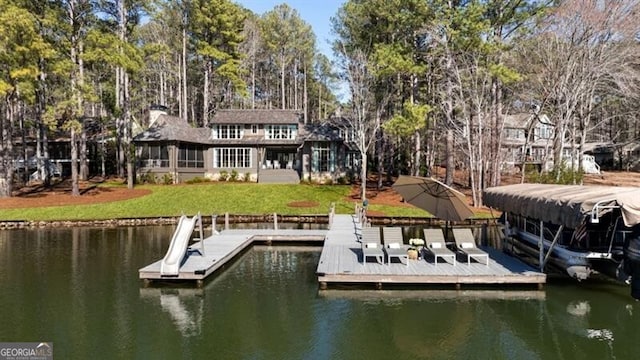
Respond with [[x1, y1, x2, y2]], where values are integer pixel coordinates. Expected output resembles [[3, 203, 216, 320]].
[[140, 287, 204, 337]]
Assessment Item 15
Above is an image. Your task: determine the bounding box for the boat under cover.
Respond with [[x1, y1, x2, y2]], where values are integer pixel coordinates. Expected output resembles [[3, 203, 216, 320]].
[[483, 183, 640, 229]]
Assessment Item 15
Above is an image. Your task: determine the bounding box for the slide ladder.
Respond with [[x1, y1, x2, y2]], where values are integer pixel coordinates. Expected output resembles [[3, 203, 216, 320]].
[[160, 213, 201, 276]]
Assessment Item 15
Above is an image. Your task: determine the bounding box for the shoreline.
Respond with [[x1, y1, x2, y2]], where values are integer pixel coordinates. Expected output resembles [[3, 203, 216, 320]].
[[0, 214, 498, 230]]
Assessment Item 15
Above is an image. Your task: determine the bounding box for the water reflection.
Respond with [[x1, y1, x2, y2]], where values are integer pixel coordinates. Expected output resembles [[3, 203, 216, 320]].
[[140, 288, 204, 337], [1, 226, 639, 359]]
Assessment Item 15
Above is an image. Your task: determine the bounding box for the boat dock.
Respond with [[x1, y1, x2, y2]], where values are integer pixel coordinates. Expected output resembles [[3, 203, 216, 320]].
[[139, 214, 545, 289], [139, 228, 326, 284]]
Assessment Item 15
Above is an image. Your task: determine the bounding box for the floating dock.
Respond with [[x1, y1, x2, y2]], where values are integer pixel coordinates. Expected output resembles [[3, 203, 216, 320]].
[[139, 214, 545, 289]]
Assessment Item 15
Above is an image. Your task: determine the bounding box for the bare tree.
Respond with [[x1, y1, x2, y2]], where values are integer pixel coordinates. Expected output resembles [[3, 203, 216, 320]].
[[519, 0, 640, 179], [335, 47, 389, 201]]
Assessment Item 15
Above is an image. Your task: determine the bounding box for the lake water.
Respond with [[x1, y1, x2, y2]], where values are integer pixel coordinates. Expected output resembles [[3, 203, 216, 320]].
[[1, 226, 639, 359]]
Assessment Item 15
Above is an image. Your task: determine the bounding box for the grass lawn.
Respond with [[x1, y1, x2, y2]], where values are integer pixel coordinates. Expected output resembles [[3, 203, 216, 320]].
[[1, 182, 434, 221]]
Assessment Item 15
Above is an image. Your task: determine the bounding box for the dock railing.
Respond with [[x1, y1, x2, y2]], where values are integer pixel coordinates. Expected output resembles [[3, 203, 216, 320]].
[[328, 203, 336, 228]]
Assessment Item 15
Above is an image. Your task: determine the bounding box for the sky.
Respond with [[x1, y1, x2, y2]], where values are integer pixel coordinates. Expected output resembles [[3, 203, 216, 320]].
[[236, 0, 345, 62]]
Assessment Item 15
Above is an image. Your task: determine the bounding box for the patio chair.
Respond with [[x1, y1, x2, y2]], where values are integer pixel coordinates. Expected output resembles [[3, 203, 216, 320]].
[[423, 228, 456, 266], [382, 227, 409, 265], [452, 228, 489, 266], [360, 227, 384, 265]]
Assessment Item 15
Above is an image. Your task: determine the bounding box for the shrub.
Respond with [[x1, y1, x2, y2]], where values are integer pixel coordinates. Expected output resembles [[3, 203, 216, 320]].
[[138, 172, 156, 184], [162, 173, 174, 185], [229, 170, 239, 182], [218, 170, 229, 182], [529, 162, 584, 185], [336, 176, 350, 185], [243, 172, 252, 182]]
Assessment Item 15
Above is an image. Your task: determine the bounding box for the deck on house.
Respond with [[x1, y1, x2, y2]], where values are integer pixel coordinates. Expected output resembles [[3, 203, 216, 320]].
[[316, 214, 546, 289], [139, 214, 545, 289]]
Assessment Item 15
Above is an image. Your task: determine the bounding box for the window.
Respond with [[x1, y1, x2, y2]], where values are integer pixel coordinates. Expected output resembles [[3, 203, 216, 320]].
[[505, 128, 524, 140], [345, 152, 359, 169], [535, 125, 553, 140], [265, 125, 297, 140], [212, 125, 242, 139], [139, 144, 169, 167], [178, 144, 204, 168], [312, 142, 330, 172], [213, 148, 251, 168]]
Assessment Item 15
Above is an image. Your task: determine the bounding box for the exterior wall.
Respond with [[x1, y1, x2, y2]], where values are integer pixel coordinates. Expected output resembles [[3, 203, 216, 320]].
[[301, 142, 352, 183], [207, 146, 259, 182]]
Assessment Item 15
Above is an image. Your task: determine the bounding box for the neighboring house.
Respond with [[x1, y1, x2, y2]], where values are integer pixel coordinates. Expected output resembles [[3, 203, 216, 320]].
[[584, 141, 640, 171], [500, 113, 600, 174], [133, 107, 358, 183]]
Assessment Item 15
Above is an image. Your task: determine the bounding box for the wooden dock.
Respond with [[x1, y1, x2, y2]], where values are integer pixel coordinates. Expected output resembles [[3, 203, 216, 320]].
[[138, 228, 326, 284], [316, 214, 546, 289], [139, 214, 545, 289]]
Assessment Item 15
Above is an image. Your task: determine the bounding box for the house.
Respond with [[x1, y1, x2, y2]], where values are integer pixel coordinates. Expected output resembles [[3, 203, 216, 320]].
[[133, 107, 358, 184], [500, 113, 600, 174]]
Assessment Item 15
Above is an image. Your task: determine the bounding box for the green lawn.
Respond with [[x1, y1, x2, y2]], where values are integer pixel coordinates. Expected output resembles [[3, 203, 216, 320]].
[[1, 183, 435, 221]]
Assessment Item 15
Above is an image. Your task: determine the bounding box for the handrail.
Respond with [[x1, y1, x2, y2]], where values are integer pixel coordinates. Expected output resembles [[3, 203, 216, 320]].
[[590, 199, 619, 224]]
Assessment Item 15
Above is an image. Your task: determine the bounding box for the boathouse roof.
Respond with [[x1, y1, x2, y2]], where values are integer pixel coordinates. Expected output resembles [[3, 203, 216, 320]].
[[484, 184, 640, 229]]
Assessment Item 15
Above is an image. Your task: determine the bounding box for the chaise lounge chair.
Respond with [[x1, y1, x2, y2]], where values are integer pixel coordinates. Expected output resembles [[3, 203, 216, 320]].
[[452, 228, 489, 266], [423, 228, 456, 266], [361, 227, 384, 265], [382, 227, 410, 265]]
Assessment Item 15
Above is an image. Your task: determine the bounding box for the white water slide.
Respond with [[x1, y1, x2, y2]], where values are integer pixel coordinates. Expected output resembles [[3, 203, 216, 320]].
[[160, 215, 198, 276]]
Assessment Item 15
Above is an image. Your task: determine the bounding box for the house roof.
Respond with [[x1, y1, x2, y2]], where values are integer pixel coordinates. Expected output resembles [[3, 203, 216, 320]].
[[134, 114, 210, 143], [210, 109, 301, 125], [503, 113, 533, 128], [300, 122, 344, 142], [503, 113, 551, 129]]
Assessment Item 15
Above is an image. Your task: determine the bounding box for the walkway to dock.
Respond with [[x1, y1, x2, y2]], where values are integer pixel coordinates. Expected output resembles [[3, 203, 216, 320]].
[[139, 214, 545, 289]]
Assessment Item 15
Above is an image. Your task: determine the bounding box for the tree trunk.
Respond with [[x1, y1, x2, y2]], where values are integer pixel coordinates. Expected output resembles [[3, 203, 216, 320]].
[[280, 57, 286, 109], [80, 122, 88, 180], [181, 11, 188, 121], [251, 57, 256, 109], [445, 128, 454, 185], [71, 128, 80, 196], [203, 61, 210, 127], [0, 99, 15, 197], [360, 152, 367, 201], [413, 131, 421, 176], [303, 62, 308, 123]]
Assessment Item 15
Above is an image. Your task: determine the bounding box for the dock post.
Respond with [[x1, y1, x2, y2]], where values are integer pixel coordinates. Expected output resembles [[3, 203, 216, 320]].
[[225, 212, 230, 230], [198, 213, 205, 256], [273, 212, 278, 230], [212, 214, 218, 235]]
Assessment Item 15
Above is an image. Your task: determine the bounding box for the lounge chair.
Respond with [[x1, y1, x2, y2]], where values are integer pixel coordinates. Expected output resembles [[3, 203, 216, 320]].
[[452, 228, 489, 266], [382, 227, 409, 265], [361, 227, 384, 265], [423, 228, 456, 266]]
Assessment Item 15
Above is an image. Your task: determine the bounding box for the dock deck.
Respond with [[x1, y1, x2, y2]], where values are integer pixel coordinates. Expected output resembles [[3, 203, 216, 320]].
[[138, 228, 327, 282], [317, 215, 545, 288], [139, 214, 545, 288]]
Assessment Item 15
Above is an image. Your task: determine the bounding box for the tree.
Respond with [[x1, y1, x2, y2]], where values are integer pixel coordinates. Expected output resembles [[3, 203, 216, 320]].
[[90, 0, 145, 188], [261, 4, 314, 111], [190, 0, 246, 125], [517, 0, 640, 181], [0, 1, 53, 197], [334, 47, 384, 201]]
